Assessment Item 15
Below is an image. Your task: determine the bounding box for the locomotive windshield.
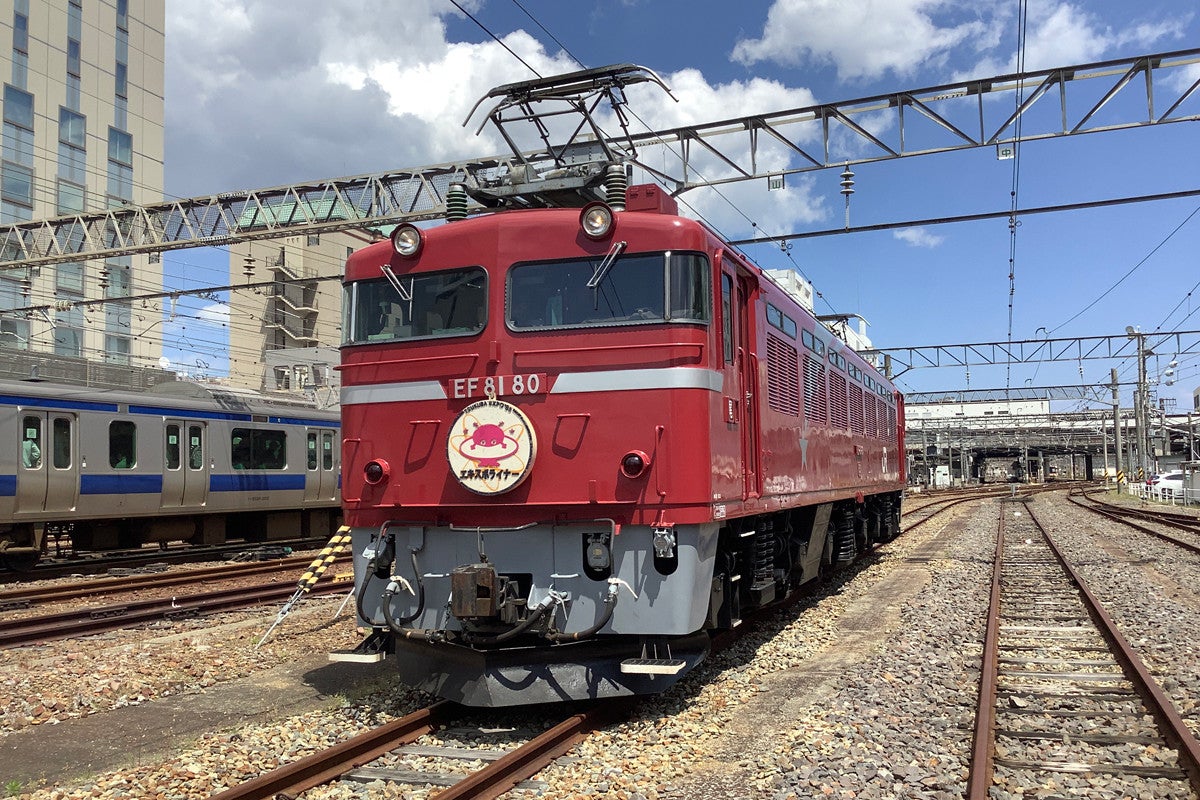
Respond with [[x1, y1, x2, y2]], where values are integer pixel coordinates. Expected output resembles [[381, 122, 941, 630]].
[[344, 266, 487, 344], [507, 251, 709, 330]]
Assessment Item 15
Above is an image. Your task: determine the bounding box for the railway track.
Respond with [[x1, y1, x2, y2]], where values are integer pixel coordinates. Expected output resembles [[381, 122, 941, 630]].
[[208, 700, 631, 800], [0, 577, 347, 649], [1069, 490, 1200, 555], [0, 553, 329, 609], [969, 497, 1200, 798], [0, 536, 330, 582], [902, 483, 1065, 533]]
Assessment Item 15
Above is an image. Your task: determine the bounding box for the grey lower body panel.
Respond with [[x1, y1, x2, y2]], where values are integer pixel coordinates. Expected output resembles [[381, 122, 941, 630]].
[[390, 631, 711, 706]]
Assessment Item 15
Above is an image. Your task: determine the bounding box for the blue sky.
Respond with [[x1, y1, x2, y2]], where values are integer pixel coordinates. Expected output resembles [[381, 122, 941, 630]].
[[161, 1, 1200, 410]]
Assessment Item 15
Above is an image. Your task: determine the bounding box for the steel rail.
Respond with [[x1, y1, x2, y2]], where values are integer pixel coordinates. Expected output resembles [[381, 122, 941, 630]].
[[0, 554, 328, 607], [967, 501, 1006, 799], [0, 579, 344, 649], [207, 702, 453, 800], [1028, 502, 1200, 792], [1076, 489, 1200, 528], [1066, 494, 1200, 556], [431, 703, 632, 800]]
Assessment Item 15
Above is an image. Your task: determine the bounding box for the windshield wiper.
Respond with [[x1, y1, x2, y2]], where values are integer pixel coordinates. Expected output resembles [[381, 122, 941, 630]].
[[380, 264, 412, 301], [586, 240, 627, 290]]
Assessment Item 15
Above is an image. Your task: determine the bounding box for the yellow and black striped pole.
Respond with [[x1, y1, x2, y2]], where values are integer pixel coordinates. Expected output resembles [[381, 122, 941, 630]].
[[256, 527, 353, 648], [296, 527, 353, 594]]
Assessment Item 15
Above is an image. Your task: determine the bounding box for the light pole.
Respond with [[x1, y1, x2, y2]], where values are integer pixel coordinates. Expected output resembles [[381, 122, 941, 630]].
[[1111, 368, 1123, 491]]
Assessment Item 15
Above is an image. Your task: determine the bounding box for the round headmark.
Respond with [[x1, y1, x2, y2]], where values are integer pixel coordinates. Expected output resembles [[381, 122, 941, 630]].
[[447, 398, 537, 495]]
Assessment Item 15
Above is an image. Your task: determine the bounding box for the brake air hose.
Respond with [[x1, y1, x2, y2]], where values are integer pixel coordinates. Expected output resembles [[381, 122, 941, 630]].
[[546, 580, 620, 642]]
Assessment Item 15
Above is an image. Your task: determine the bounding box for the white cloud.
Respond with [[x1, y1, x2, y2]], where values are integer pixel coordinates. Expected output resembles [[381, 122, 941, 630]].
[[731, 1, 1186, 85], [732, 0, 987, 81], [960, 3, 1186, 79], [196, 302, 231, 326], [165, 1, 840, 241], [893, 227, 944, 248]]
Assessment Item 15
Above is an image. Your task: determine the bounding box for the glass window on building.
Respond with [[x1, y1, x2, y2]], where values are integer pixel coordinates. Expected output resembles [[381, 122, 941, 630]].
[[57, 142, 87, 184], [104, 262, 132, 297], [54, 305, 84, 357], [104, 333, 130, 365], [56, 180, 86, 214], [13, 11, 28, 53], [115, 63, 127, 99], [1, 162, 33, 209], [59, 108, 86, 148], [108, 128, 132, 165], [3, 85, 33, 128], [107, 163, 132, 204], [67, 39, 81, 77], [0, 277, 28, 347]]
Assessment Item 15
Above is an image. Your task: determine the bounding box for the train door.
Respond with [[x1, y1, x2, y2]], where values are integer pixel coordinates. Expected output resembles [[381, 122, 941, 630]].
[[304, 428, 338, 502], [736, 274, 761, 499], [14, 411, 79, 514], [161, 420, 209, 508]]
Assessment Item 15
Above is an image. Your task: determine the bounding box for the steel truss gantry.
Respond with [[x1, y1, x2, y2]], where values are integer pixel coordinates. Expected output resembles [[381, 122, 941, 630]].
[[1, 49, 1198, 270], [864, 329, 1200, 379]]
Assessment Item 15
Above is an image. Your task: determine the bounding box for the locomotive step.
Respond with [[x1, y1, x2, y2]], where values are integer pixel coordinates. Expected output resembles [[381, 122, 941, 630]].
[[619, 657, 688, 675]]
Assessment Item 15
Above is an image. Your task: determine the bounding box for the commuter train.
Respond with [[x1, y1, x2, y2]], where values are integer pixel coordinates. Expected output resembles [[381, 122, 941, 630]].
[[335, 181, 906, 706], [0, 379, 341, 569]]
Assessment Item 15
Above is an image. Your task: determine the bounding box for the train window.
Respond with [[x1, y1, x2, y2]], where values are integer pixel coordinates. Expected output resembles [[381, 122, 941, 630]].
[[766, 303, 797, 338], [345, 266, 487, 343], [231, 428, 286, 470], [165, 423, 181, 470], [801, 329, 825, 356], [188, 426, 203, 469], [307, 433, 318, 470], [721, 274, 734, 364], [20, 415, 41, 468], [322, 431, 334, 470], [507, 252, 710, 330], [109, 420, 136, 468], [52, 417, 70, 469]]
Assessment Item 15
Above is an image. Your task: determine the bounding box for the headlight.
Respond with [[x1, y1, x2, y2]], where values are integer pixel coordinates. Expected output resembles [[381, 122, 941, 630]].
[[391, 224, 423, 257], [579, 202, 614, 240]]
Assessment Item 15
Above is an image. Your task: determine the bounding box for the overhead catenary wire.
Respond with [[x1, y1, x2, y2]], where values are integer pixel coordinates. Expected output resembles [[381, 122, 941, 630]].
[[1004, 0, 1029, 392]]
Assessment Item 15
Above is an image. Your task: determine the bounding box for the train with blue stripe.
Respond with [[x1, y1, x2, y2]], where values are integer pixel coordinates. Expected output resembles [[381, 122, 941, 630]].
[[0, 378, 341, 569]]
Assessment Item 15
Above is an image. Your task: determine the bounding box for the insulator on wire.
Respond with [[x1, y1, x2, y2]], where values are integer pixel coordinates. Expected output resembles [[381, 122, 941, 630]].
[[605, 164, 628, 210], [446, 183, 468, 221]]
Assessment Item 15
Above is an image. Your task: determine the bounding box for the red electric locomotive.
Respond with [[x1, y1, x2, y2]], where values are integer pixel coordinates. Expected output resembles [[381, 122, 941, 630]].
[[334, 177, 905, 706]]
